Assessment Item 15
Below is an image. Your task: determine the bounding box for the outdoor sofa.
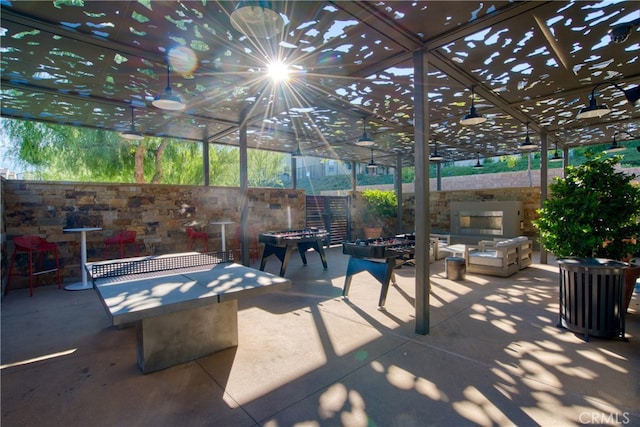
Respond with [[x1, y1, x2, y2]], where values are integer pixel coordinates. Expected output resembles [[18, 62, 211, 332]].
[[464, 236, 533, 277]]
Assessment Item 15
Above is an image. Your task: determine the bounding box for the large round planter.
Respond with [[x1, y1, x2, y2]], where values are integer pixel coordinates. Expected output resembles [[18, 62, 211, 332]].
[[624, 263, 640, 312], [557, 258, 627, 341]]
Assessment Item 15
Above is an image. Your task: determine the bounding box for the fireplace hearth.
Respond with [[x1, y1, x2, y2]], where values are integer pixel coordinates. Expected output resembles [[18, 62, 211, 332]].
[[459, 210, 503, 235], [451, 201, 523, 239]]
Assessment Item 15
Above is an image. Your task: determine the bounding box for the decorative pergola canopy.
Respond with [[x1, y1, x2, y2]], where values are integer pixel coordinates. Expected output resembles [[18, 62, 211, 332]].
[[1, 1, 639, 167]]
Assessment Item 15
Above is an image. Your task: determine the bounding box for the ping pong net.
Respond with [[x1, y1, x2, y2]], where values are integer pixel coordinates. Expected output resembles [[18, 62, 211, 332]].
[[89, 251, 234, 283]]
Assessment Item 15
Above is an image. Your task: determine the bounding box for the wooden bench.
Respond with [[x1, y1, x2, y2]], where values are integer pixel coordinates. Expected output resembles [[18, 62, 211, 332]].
[[86, 252, 291, 374]]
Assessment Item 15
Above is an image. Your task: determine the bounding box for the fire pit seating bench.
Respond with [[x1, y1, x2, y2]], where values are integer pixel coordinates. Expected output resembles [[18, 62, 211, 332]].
[[464, 236, 532, 277]]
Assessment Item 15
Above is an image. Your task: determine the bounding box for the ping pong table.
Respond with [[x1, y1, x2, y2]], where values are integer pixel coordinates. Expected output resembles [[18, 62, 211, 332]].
[[86, 252, 291, 374]]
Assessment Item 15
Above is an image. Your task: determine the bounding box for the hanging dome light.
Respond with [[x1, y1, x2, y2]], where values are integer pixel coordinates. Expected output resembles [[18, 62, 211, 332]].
[[576, 94, 610, 119], [473, 152, 483, 168], [460, 85, 487, 126], [230, 1, 284, 39], [550, 141, 563, 162], [430, 139, 444, 161], [576, 81, 640, 119], [367, 148, 377, 171], [356, 117, 375, 146], [152, 62, 185, 111], [120, 106, 144, 140], [604, 132, 626, 153], [518, 122, 537, 150], [291, 144, 303, 158]]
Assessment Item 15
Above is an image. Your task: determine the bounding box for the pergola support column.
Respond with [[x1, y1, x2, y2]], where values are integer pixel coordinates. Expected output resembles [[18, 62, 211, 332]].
[[413, 48, 430, 335]]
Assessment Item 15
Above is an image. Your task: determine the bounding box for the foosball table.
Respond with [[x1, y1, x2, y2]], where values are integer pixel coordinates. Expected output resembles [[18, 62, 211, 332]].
[[259, 228, 329, 277], [342, 235, 415, 309]]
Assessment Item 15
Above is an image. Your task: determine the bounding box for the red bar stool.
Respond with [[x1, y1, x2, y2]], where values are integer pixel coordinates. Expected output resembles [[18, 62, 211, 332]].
[[186, 227, 209, 252], [104, 230, 138, 259], [233, 226, 260, 264], [6, 236, 61, 297]]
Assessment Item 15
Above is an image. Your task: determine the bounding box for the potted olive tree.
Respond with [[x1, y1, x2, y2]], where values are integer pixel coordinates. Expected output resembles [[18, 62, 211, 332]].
[[533, 152, 640, 340], [360, 189, 397, 239]]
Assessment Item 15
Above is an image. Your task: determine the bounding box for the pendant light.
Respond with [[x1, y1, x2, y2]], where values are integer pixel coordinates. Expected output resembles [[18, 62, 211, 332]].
[[549, 141, 563, 162], [120, 106, 144, 140], [367, 148, 377, 171], [460, 85, 486, 125], [604, 132, 626, 153], [356, 117, 374, 146], [576, 90, 610, 119], [152, 62, 185, 111], [518, 122, 537, 150], [609, 18, 640, 44], [291, 143, 303, 158], [230, 1, 284, 39], [473, 153, 483, 168], [430, 139, 443, 161], [576, 81, 640, 119], [473, 152, 483, 168]]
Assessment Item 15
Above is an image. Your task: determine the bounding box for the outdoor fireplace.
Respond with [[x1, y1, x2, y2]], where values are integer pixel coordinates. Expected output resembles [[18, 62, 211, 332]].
[[451, 201, 523, 238], [458, 210, 503, 235]]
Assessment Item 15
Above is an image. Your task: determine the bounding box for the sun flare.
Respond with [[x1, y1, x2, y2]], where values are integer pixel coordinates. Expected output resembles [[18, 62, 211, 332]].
[[267, 60, 290, 82]]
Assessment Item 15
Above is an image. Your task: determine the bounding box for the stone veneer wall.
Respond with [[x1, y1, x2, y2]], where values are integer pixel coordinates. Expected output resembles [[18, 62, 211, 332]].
[[3, 166, 639, 291], [401, 187, 541, 239], [348, 167, 640, 241], [347, 187, 540, 242], [1, 180, 305, 292]]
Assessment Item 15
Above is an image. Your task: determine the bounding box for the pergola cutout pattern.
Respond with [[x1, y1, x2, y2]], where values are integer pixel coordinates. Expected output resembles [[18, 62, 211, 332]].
[[1, 1, 639, 168]]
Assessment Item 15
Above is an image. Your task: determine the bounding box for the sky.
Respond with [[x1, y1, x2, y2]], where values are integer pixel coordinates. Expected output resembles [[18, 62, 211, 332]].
[[0, 128, 27, 177]]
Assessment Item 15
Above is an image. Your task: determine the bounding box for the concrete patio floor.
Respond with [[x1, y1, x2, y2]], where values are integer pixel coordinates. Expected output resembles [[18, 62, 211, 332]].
[[2, 246, 639, 427]]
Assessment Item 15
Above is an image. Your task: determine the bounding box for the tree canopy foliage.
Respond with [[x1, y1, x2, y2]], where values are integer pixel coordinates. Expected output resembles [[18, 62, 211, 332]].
[[1, 118, 289, 186], [3, 118, 639, 193]]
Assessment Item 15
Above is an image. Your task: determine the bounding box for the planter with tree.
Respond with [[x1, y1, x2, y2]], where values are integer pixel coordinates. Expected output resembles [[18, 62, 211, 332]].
[[533, 152, 640, 340], [360, 189, 397, 239]]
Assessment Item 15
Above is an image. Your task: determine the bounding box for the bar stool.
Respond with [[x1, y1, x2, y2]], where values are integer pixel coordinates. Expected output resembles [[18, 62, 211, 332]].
[[6, 236, 61, 297], [233, 226, 260, 264], [186, 227, 209, 252], [104, 230, 138, 259]]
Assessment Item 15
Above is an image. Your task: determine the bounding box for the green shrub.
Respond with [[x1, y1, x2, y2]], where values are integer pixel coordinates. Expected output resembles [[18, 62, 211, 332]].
[[533, 152, 640, 260], [362, 189, 397, 225]]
